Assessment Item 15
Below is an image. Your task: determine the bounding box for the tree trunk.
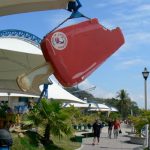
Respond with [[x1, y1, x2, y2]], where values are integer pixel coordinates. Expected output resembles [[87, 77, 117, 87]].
[[44, 123, 50, 140], [42, 123, 53, 144]]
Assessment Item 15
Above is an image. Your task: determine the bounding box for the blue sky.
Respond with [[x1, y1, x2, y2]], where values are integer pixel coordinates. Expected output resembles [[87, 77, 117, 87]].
[[0, 0, 150, 108]]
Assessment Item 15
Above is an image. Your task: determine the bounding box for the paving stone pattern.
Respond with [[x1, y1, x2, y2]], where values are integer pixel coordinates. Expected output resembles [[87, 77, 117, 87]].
[[79, 124, 144, 150]]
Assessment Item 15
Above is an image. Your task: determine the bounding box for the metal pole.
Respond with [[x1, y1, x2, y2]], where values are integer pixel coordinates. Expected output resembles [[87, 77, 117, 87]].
[[144, 78, 149, 148], [145, 79, 147, 110]]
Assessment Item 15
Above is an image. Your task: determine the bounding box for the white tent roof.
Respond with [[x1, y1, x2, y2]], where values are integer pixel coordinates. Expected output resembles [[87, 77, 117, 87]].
[[89, 108, 110, 112], [0, 80, 85, 103], [110, 107, 118, 112], [65, 103, 118, 112], [40, 80, 85, 104], [97, 104, 110, 109], [88, 103, 111, 112], [0, 33, 45, 95], [64, 102, 96, 108], [63, 103, 111, 110], [89, 105, 118, 112], [0, 92, 39, 98], [0, 0, 70, 16]]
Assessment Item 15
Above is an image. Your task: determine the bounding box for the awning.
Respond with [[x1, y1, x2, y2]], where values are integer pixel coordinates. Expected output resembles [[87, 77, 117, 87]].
[[40, 80, 86, 104], [63, 103, 110, 109], [0, 32, 45, 95], [110, 107, 118, 112], [0, 0, 70, 16], [64, 102, 96, 108], [64, 102, 117, 112], [0, 93, 39, 98]]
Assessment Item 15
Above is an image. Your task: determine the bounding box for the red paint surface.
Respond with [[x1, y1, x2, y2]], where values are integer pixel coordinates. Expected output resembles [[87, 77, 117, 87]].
[[41, 18, 125, 86]]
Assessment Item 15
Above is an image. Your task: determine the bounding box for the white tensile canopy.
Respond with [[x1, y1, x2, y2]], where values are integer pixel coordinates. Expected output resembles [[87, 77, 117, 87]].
[[0, 93, 39, 98], [40, 80, 85, 104], [88, 104, 118, 112], [0, 36, 45, 95], [0, 0, 70, 16], [63, 102, 96, 108], [90, 104, 111, 112], [0, 82, 85, 104], [110, 107, 118, 112], [64, 102, 118, 112]]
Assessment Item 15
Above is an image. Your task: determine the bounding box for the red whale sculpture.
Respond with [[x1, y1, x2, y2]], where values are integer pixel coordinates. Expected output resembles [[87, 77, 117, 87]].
[[41, 18, 125, 87]]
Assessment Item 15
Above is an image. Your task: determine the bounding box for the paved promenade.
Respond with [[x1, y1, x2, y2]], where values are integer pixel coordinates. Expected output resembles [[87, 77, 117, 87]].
[[77, 124, 144, 150]]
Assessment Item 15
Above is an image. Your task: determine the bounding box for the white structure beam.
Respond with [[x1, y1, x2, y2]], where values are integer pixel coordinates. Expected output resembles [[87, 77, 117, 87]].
[[0, 0, 70, 16]]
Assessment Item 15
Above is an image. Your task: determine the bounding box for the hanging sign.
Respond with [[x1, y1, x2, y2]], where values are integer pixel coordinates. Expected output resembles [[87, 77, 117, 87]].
[[41, 18, 125, 86]]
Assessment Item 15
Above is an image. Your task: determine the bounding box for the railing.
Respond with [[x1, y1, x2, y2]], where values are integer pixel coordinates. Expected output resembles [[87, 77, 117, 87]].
[[0, 29, 41, 48]]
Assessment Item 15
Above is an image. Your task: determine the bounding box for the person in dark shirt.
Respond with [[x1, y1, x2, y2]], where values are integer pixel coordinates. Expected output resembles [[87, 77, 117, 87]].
[[92, 119, 103, 145], [108, 119, 114, 139]]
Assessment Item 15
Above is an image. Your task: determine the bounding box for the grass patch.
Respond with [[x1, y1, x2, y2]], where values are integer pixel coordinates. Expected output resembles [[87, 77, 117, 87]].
[[53, 136, 81, 150], [11, 132, 81, 150]]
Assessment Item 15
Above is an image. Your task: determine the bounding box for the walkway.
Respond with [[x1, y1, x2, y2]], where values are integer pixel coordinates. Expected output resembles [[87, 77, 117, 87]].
[[77, 124, 144, 150]]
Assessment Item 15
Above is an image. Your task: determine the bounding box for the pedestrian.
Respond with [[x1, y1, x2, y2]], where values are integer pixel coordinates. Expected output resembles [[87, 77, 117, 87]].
[[113, 119, 121, 139], [108, 118, 113, 139], [92, 119, 103, 145]]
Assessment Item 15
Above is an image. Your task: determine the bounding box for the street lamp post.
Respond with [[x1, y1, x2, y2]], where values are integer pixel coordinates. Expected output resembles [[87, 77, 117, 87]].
[[142, 67, 149, 148]]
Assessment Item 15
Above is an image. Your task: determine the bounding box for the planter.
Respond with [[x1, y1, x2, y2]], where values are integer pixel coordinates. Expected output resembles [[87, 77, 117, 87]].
[[73, 125, 78, 130], [130, 136, 146, 145], [75, 135, 84, 143], [82, 132, 93, 138], [87, 123, 92, 129], [78, 125, 81, 130], [83, 125, 88, 130]]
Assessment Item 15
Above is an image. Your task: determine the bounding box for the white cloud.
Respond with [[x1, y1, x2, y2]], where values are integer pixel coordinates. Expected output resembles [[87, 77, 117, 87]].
[[96, 0, 132, 7], [95, 3, 107, 8], [127, 32, 150, 42], [115, 58, 147, 70], [135, 4, 150, 12], [122, 59, 143, 66], [112, 30, 150, 55]]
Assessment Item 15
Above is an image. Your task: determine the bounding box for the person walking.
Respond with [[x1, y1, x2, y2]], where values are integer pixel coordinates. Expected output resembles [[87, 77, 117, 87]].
[[113, 119, 120, 139], [92, 119, 103, 145], [108, 119, 114, 139]]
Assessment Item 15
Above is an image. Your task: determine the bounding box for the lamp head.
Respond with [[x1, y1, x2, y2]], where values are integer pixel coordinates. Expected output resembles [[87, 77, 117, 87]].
[[142, 67, 149, 80]]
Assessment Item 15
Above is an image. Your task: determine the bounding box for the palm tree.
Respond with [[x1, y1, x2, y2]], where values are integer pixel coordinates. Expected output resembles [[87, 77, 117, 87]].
[[62, 105, 82, 125], [129, 110, 150, 137], [26, 98, 72, 144], [130, 101, 140, 116], [116, 89, 132, 120]]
